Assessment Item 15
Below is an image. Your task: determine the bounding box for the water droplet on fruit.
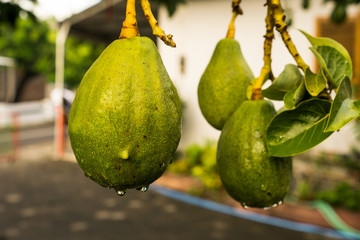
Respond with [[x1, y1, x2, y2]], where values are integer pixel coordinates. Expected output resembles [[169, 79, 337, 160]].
[[116, 190, 126, 196], [241, 203, 249, 209], [140, 186, 148, 192]]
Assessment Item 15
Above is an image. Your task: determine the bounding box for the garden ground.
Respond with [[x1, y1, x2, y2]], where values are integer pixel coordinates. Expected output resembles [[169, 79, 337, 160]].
[[0, 140, 358, 240]]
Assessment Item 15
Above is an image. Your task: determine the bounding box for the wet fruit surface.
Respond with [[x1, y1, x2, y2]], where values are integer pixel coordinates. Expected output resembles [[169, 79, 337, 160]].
[[68, 36, 182, 193], [198, 38, 253, 130], [217, 100, 292, 208]]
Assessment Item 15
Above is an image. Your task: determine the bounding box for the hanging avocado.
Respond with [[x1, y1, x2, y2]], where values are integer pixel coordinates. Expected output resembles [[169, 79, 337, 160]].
[[69, 37, 182, 195], [198, 38, 254, 130]]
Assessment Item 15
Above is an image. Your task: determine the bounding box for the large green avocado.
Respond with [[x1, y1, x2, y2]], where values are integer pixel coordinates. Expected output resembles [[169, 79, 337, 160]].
[[198, 38, 254, 130], [217, 100, 292, 208], [68, 36, 182, 194]]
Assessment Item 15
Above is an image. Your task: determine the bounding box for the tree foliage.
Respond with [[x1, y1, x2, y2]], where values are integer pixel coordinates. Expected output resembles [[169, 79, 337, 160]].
[[151, 0, 186, 16], [322, 0, 360, 23], [0, 0, 37, 27], [0, 17, 105, 91]]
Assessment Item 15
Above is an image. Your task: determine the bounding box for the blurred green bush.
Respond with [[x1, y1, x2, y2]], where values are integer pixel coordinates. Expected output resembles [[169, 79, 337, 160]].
[[170, 140, 360, 211], [316, 182, 360, 211], [169, 141, 222, 195]]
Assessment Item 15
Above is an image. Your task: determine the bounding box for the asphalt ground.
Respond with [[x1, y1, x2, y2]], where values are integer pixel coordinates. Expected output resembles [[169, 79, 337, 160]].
[[0, 159, 339, 240]]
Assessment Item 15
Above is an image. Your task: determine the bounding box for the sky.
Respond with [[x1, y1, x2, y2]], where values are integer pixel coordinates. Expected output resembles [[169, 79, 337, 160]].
[[33, 0, 101, 21]]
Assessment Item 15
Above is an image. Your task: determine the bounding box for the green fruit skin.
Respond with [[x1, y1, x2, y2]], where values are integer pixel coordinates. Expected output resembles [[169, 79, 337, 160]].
[[198, 38, 254, 130], [68, 37, 182, 192], [217, 100, 292, 208]]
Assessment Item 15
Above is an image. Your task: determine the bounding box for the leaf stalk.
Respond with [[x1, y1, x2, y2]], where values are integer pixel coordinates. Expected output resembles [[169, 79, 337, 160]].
[[139, 0, 176, 47], [251, 0, 274, 100], [271, 0, 309, 72]]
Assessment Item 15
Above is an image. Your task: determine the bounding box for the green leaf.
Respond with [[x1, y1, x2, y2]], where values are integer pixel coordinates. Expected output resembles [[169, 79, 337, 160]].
[[304, 68, 327, 96], [262, 64, 303, 100], [318, 46, 352, 85], [267, 99, 333, 157], [309, 47, 333, 85], [325, 76, 360, 132], [283, 81, 306, 109], [300, 29, 352, 68]]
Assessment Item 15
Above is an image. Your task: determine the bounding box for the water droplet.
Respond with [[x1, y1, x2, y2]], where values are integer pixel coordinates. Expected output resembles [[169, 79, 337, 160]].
[[116, 190, 126, 196], [272, 203, 278, 208], [140, 186, 148, 192], [263, 207, 271, 210], [241, 203, 249, 209], [278, 200, 283, 206]]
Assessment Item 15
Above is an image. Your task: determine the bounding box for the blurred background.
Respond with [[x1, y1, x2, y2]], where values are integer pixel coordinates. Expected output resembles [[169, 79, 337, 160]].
[[0, 0, 360, 239]]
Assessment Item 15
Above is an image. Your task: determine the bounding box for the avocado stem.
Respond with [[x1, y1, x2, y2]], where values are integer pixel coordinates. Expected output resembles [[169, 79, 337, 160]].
[[271, 0, 309, 72], [226, 0, 243, 39], [226, 12, 237, 39], [120, 0, 140, 39], [251, 0, 274, 100], [139, 0, 176, 47]]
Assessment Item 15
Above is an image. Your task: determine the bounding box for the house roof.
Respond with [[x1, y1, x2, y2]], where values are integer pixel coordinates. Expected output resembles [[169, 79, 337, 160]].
[[62, 0, 159, 44]]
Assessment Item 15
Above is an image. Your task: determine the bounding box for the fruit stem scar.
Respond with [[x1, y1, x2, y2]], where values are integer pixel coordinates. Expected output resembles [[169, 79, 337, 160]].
[[139, 0, 176, 47], [119, 150, 129, 160], [271, 0, 309, 72], [251, 0, 274, 100], [119, 0, 140, 39], [226, 0, 243, 39]]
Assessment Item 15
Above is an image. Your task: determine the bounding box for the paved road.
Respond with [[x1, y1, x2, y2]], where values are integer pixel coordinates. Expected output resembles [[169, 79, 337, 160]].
[[0, 160, 339, 240]]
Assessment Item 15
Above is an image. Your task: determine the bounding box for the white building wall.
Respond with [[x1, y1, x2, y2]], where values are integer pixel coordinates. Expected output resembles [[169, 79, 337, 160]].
[[157, 0, 360, 154]]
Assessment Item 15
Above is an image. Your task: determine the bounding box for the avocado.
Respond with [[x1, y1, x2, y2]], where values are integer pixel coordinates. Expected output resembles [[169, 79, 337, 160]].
[[68, 36, 182, 194], [217, 100, 292, 208], [198, 38, 254, 130]]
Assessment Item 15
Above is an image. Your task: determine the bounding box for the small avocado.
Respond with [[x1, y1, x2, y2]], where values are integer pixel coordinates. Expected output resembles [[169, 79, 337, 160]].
[[217, 100, 292, 208], [68, 37, 182, 194], [198, 38, 254, 130]]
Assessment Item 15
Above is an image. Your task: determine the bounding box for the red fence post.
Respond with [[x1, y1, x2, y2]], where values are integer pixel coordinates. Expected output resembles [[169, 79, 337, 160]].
[[56, 105, 65, 159]]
